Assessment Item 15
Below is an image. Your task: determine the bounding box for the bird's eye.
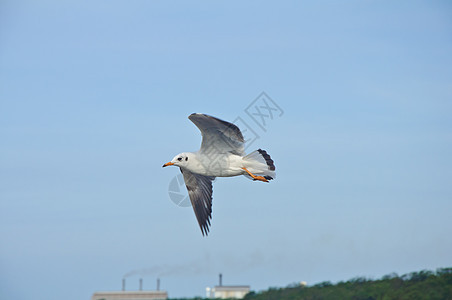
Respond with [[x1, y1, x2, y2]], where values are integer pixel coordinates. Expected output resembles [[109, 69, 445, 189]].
[[177, 157, 182, 161], [185, 157, 188, 161]]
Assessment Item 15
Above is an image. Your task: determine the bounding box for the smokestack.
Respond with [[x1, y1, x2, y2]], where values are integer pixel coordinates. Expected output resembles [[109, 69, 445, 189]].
[[139, 278, 143, 291], [157, 278, 160, 291], [122, 278, 126, 291], [219, 273, 222, 286]]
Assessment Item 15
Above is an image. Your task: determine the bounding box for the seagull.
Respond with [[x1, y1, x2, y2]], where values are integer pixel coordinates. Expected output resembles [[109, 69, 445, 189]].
[[163, 113, 276, 236]]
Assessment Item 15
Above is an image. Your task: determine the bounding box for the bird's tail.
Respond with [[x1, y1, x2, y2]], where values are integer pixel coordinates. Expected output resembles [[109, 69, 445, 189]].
[[242, 149, 276, 180]]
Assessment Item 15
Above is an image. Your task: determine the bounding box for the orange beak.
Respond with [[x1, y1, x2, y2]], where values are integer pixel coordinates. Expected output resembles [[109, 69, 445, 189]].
[[162, 162, 174, 168]]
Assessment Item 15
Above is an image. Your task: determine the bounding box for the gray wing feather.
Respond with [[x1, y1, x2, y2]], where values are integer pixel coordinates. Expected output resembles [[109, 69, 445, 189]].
[[189, 113, 245, 156], [181, 168, 215, 236]]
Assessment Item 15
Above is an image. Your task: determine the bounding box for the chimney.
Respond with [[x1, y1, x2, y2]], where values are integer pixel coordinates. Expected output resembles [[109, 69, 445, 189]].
[[219, 273, 222, 286], [157, 278, 160, 291], [122, 278, 126, 291], [139, 278, 143, 291]]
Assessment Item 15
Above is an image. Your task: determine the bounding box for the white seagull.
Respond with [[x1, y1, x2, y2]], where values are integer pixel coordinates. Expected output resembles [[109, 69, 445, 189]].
[[163, 113, 276, 236]]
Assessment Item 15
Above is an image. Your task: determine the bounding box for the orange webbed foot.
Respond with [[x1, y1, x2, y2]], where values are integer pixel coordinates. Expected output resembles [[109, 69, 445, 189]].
[[242, 168, 269, 183]]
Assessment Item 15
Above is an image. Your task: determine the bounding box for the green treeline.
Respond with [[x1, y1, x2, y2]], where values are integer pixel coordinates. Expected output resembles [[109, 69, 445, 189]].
[[242, 268, 452, 300], [170, 267, 452, 300]]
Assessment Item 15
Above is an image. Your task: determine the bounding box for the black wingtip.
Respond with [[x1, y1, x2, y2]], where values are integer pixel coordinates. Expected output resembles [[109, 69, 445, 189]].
[[201, 226, 209, 237]]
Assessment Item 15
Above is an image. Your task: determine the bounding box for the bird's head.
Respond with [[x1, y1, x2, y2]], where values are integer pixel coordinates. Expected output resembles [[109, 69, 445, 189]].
[[162, 152, 190, 168]]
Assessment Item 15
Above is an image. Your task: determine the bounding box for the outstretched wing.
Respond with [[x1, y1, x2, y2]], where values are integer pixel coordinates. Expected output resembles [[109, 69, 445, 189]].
[[181, 168, 215, 236], [189, 113, 245, 156]]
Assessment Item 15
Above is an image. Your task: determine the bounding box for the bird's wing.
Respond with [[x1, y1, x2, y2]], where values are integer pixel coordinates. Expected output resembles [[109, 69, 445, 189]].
[[181, 168, 215, 236], [189, 113, 245, 156]]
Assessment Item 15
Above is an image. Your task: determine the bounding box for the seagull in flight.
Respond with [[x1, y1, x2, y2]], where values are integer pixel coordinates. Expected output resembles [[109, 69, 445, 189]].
[[163, 113, 276, 236]]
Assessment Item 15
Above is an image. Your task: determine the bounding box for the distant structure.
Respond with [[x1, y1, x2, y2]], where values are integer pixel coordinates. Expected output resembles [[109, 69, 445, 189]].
[[206, 273, 250, 299], [91, 291, 168, 300], [92, 278, 167, 300]]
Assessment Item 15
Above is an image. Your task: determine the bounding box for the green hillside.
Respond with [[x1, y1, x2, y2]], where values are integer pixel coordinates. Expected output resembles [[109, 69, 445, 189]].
[[171, 267, 452, 300], [243, 268, 452, 300]]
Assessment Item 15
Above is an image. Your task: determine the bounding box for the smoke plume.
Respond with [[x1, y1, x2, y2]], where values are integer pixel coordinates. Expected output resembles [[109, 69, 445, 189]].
[[123, 255, 212, 278]]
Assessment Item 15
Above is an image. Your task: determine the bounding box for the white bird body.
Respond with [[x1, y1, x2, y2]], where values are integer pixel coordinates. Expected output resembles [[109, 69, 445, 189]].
[[180, 152, 244, 177], [163, 113, 276, 236]]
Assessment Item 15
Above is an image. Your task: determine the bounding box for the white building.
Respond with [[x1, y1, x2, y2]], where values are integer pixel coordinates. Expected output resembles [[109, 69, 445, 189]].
[[206, 285, 250, 299]]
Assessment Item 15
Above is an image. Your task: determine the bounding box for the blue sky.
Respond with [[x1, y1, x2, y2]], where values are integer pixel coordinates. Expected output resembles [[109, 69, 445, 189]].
[[1, 1, 451, 299]]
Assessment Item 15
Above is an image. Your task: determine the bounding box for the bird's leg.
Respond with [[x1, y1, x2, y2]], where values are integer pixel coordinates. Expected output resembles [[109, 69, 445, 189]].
[[242, 167, 269, 182]]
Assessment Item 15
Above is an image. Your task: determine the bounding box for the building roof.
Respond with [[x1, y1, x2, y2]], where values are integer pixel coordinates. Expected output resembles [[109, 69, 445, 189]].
[[213, 286, 250, 291]]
